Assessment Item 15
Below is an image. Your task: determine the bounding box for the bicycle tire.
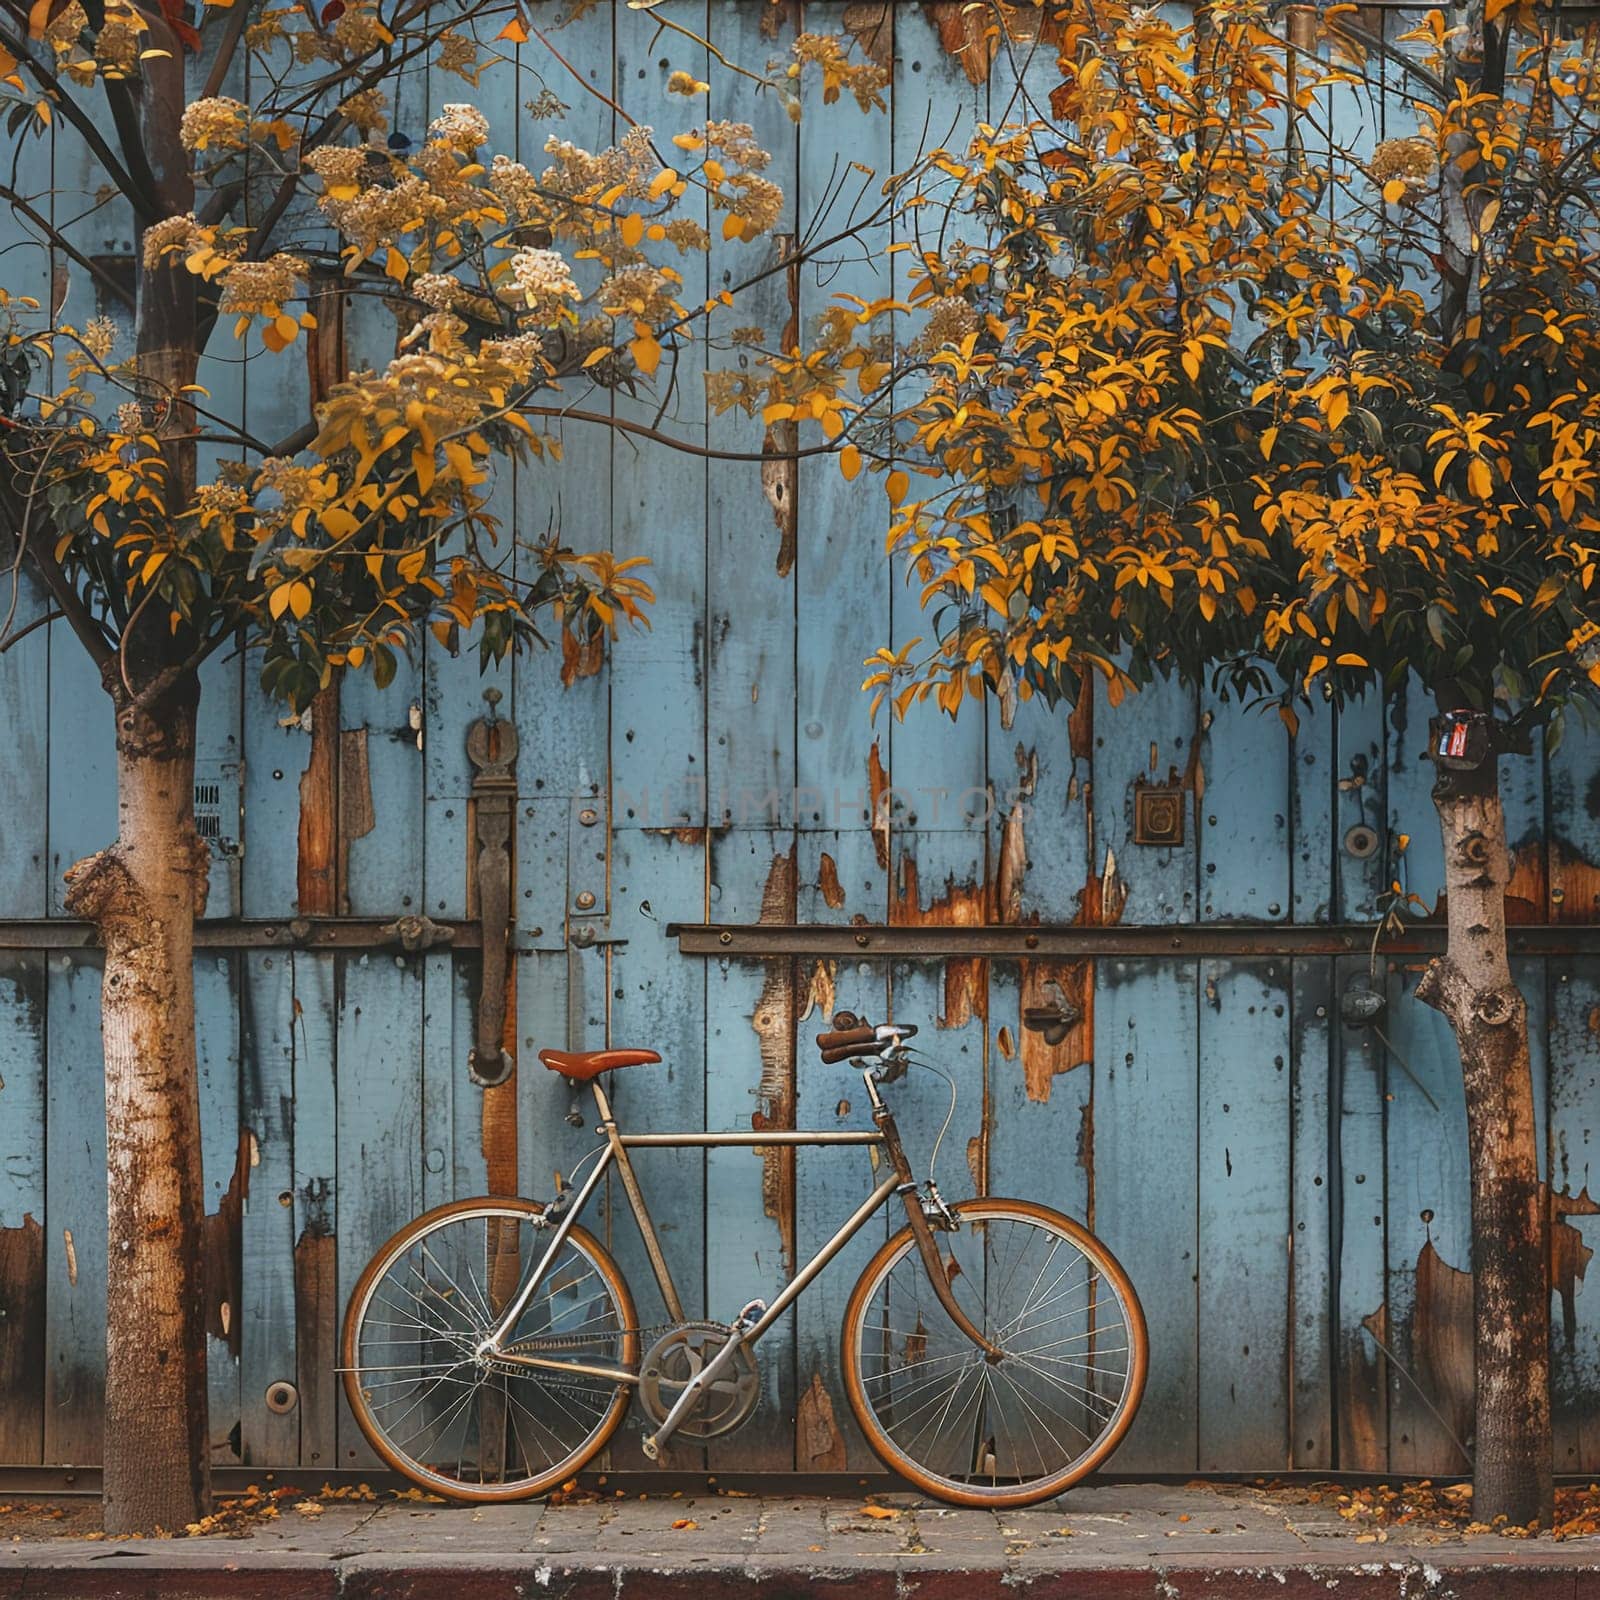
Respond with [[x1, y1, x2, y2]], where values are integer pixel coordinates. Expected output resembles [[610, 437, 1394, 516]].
[[840, 1197, 1147, 1507], [341, 1196, 637, 1502]]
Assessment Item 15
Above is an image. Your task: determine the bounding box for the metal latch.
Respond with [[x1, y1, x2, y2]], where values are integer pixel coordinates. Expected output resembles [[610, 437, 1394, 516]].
[[466, 688, 517, 1088]]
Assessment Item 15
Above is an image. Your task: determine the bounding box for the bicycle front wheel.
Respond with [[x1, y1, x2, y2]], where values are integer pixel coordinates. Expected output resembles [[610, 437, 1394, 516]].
[[841, 1198, 1147, 1507], [341, 1197, 637, 1501]]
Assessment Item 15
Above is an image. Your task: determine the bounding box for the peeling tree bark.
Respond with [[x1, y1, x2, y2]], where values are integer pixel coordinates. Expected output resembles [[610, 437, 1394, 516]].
[[1415, 733, 1551, 1527], [64, 677, 212, 1534]]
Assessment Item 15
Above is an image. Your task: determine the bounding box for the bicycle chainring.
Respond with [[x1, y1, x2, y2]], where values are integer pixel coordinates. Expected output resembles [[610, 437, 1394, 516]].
[[638, 1321, 760, 1439]]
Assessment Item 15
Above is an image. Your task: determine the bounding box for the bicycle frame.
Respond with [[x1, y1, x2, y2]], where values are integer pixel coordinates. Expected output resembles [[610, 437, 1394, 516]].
[[479, 1064, 998, 1419]]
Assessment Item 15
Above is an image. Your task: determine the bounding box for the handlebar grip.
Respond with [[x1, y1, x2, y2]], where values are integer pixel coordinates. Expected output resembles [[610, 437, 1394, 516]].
[[821, 1041, 880, 1064], [818, 1026, 877, 1051]]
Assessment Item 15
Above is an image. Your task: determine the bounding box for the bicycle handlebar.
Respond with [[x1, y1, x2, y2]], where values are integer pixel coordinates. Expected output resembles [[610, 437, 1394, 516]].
[[817, 1013, 918, 1064]]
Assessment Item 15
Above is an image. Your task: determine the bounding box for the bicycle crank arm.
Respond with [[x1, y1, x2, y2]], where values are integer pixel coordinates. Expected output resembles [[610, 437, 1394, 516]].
[[640, 1329, 751, 1460]]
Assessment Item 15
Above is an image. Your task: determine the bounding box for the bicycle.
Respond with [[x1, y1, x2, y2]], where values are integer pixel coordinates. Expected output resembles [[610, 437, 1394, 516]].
[[341, 1012, 1148, 1508]]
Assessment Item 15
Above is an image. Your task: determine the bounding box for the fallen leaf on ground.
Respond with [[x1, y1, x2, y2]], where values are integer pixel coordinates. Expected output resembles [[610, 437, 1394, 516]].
[[671, 1519, 697, 1531], [860, 1505, 899, 1520], [294, 1502, 324, 1518]]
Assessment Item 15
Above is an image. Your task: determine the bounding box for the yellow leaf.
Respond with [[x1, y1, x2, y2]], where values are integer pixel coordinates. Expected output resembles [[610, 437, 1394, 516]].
[[860, 1506, 899, 1520], [1260, 426, 1278, 461], [321, 507, 361, 538], [630, 332, 662, 375], [1382, 179, 1406, 205], [288, 581, 312, 620], [1467, 456, 1493, 499], [397, 546, 429, 584], [1335, 652, 1367, 667], [839, 443, 862, 481], [385, 247, 409, 284], [648, 167, 679, 200], [495, 8, 529, 40], [722, 213, 745, 242], [582, 345, 614, 368], [886, 469, 910, 508], [620, 212, 645, 248]]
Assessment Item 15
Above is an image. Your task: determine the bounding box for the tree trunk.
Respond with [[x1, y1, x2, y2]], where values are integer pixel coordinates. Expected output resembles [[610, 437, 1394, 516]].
[[63, 674, 213, 1535], [1416, 733, 1551, 1527]]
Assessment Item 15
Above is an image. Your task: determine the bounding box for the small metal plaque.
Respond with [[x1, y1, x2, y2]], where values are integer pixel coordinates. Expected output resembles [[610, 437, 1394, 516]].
[[1133, 783, 1185, 848]]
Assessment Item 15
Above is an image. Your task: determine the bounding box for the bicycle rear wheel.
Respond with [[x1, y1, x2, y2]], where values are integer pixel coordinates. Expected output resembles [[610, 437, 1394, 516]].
[[841, 1198, 1147, 1507], [341, 1197, 637, 1501]]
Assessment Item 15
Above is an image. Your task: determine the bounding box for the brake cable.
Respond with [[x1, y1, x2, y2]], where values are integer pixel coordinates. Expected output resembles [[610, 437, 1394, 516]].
[[896, 1048, 959, 1193]]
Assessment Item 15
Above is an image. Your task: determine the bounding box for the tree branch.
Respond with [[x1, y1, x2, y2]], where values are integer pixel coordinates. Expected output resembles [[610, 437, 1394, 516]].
[[102, 77, 164, 215], [519, 403, 848, 462], [200, 0, 252, 99], [0, 185, 136, 309], [0, 26, 159, 220]]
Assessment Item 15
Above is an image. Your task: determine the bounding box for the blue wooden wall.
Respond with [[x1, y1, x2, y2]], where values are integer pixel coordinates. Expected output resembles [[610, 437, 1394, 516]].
[[3, 0, 1600, 1481]]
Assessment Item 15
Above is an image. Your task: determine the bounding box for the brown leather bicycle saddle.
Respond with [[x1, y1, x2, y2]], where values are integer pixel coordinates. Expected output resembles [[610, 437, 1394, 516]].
[[539, 1047, 662, 1081]]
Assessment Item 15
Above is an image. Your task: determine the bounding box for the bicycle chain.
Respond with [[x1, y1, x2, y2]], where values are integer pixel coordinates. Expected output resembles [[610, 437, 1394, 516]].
[[502, 1322, 675, 1356]]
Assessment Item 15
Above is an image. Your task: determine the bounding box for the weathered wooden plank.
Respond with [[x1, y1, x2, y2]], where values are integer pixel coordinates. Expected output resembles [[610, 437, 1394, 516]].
[[196, 956, 244, 1464], [515, 798, 572, 955], [706, 0, 798, 831], [290, 953, 338, 1472], [609, 2, 709, 830], [1548, 957, 1600, 1473], [1199, 691, 1290, 921], [334, 952, 424, 1469], [705, 830, 798, 1470], [1333, 951, 1388, 1471], [1289, 958, 1335, 1469], [1547, 713, 1600, 924], [794, 14, 891, 835], [510, 2, 612, 812], [338, 671, 424, 918], [419, 952, 460, 1214], [0, 573, 50, 918], [985, 958, 1093, 1223], [1091, 960, 1199, 1472], [1092, 682, 1199, 925], [424, 656, 511, 924], [1197, 960, 1291, 1469], [46, 642, 115, 916], [0, 954, 46, 1462], [43, 955, 105, 1465], [1385, 676, 1445, 917], [1333, 698, 1387, 923], [239, 691, 314, 919], [1290, 696, 1336, 925], [1382, 974, 1473, 1476], [888, 4, 986, 821], [239, 952, 299, 1467]]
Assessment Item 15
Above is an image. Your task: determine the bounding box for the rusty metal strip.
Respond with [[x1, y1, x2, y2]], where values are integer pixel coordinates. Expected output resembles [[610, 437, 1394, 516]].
[[667, 922, 1600, 958], [0, 918, 484, 951]]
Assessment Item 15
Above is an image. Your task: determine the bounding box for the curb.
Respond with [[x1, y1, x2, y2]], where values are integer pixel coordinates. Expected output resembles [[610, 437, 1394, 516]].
[[0, 1557, 1590, 1600]]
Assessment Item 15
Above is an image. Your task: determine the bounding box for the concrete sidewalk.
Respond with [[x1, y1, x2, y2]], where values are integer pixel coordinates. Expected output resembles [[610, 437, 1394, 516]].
[[1, 1481, 1595, 1598]]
